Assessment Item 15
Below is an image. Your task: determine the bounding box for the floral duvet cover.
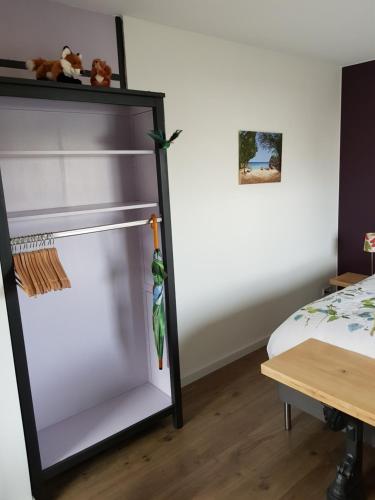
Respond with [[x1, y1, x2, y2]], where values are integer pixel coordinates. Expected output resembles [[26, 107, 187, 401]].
[[267, 275, 375, 359]]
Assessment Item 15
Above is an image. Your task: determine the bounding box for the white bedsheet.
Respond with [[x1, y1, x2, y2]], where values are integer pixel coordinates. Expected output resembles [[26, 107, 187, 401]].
[[267, 274, 375, 359]]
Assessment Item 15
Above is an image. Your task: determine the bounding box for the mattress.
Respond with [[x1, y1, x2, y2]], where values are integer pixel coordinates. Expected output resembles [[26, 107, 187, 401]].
[[267, 274, 375, 359]]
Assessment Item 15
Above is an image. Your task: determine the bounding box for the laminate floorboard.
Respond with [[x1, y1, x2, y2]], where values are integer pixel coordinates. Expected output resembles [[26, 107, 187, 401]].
[[48, 347, 375, 499]]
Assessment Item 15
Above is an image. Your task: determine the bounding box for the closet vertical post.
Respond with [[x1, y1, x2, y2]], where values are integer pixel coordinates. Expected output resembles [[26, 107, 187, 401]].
[[153, 100, 183, 428]]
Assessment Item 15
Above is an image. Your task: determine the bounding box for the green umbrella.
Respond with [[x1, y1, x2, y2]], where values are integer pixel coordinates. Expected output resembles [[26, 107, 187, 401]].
[[151, 215, 167, 369]]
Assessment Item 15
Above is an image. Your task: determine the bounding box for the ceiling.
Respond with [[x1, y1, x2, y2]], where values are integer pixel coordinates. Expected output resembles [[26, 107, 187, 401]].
[[54, 0, 375, 65]]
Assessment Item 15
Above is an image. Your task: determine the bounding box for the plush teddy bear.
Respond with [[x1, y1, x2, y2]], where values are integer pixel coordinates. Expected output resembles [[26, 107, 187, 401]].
[[26, 46, 83, 84], [90, 59, 112, 88]]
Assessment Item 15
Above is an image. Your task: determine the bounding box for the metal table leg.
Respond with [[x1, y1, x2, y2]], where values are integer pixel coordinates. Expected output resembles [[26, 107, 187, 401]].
[[324, 406, 366, 500], [284, 402, 292, 431]]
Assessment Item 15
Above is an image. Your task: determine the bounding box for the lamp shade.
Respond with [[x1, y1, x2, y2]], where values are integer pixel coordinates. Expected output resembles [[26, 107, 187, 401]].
[[364, 233, 375, 253]]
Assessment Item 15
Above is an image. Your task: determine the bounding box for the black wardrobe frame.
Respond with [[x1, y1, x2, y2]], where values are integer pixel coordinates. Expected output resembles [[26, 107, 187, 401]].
[[0, 76, 183, 498]]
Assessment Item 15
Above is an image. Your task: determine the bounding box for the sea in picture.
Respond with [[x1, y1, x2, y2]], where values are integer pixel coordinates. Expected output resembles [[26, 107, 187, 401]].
[[248, 161, 270, 170]]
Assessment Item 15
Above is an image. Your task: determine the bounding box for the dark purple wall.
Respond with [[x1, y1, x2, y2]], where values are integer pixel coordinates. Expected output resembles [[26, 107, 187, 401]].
[[338, 61, 375, 275]]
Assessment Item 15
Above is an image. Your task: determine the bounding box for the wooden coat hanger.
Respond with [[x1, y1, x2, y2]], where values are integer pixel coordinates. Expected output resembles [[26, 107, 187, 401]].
[[30, 249, 47, 293], [47, 246, 70, 290], [22, 251, 41, 295], [35, 249, 51, 293], [13, 252, 34, 297], [50, 247, 71, 289], [40, 248, 60, 291], [37, 237, 57, 292]]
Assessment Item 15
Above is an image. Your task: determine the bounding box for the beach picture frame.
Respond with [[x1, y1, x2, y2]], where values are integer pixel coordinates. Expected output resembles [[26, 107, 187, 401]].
[[239, 130, 282, 185]]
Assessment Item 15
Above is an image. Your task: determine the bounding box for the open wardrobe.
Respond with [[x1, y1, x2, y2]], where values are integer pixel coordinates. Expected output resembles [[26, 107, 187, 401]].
[[0, 77, 182, 498]]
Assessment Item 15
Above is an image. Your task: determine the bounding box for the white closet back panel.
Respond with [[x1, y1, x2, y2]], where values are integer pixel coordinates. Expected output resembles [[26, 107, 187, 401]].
[[0, 97, 155, 151], [1, 156, 157, 212], [18, 228, 149, 430]]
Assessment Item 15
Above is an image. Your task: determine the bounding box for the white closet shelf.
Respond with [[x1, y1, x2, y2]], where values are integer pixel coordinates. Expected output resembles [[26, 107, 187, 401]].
[[38, 383, 172, 469], [8, 201, 158, 221], [0, 150, 154, 157]]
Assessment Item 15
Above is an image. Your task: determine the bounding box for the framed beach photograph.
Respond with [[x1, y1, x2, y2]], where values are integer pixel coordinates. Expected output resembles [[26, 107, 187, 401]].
[[239, 130, 282, 185]]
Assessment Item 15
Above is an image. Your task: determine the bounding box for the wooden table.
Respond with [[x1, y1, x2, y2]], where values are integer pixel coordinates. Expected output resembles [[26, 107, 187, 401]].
[[329, 272, 369, 289], [261, 339, 373, 499]]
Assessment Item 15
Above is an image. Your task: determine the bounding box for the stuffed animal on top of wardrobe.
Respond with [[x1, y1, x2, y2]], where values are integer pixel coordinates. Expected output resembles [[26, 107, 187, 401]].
[[90, 59, 112, 87], [26, 46, 83, 84]]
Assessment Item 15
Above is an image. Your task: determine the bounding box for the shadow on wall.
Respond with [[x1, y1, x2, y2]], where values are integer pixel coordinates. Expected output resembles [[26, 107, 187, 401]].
[[179, 270, 332, 384]]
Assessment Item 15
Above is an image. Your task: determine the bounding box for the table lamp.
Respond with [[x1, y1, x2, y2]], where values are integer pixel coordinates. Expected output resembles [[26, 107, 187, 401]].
[[364, 233, 375, 274]]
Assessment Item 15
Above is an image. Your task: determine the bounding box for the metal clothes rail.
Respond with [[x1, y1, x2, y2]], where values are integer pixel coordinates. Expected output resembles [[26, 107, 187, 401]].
[[10, 217, 162, 245]]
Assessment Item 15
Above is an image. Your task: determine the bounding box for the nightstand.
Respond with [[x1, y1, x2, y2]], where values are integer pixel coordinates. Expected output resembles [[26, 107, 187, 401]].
[[329, 272, 369, 289]]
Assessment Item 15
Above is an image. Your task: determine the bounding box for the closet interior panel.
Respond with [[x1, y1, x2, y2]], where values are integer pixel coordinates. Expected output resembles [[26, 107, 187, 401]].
[[0, 94, 175, 470]]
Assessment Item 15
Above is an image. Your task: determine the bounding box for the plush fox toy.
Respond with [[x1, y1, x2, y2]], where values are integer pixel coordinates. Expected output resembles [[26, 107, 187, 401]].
[[26, 46, 83, 83], [90, 59, 112, 87]]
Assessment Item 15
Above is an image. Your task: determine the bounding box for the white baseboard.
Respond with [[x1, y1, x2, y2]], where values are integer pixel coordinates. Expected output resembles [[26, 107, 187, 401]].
[[181, 335, 269, 386]]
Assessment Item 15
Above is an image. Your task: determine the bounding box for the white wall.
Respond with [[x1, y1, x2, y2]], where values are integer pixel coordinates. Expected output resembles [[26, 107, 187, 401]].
[[0, 265, 31, 500], [124, 17, 341, 383]]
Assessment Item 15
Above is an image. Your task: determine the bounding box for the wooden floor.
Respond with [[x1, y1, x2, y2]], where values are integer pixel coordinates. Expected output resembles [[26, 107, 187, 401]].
[[49, 347, 375, 499]]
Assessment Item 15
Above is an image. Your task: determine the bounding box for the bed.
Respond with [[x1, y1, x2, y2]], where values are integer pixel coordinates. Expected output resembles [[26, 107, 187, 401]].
[[267, 274, 375, 442]]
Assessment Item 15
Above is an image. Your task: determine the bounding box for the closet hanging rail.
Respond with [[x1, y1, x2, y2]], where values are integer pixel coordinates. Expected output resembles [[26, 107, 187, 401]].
[[10, 217, 162, 243]]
